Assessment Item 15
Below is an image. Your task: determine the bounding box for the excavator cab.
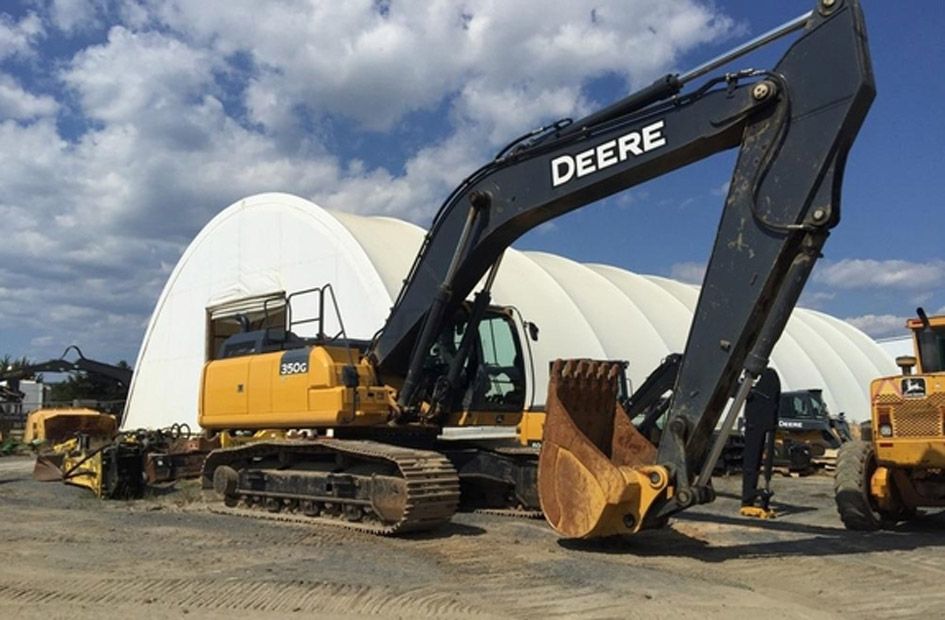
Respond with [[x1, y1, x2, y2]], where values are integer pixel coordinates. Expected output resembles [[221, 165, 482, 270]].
[[429, 306, 527, 426]]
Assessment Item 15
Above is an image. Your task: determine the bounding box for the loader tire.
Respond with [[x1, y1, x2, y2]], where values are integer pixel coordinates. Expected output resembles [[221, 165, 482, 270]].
[[834, 440, 891, 531]]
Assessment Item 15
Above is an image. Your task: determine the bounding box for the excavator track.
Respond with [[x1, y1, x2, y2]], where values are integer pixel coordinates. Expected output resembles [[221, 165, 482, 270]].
[[471, 446, 542, 518], [202, 439, 460, 536]]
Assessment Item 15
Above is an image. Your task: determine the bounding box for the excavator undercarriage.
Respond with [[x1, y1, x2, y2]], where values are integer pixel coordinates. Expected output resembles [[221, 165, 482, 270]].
[[205, 439, 460, 535]]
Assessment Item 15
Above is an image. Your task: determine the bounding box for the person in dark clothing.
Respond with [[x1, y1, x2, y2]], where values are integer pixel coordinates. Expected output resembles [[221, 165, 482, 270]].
[[740, 367, 780, 518]]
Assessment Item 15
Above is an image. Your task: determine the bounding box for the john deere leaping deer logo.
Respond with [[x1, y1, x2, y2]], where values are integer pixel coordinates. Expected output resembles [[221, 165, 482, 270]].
[[901, 377, 926, 397]]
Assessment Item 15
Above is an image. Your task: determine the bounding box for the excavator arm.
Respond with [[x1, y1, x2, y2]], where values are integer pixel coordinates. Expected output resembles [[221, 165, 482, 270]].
[[1, 346, 133, 389], [368, 0, 872, 536]]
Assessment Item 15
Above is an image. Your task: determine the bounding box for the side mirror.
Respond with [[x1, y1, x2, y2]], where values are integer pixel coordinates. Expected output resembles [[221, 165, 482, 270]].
[[525, 321, 540, 342]]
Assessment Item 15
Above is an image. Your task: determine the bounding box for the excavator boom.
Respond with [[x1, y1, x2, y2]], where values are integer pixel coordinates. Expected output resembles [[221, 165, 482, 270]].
[[371, 1, 873, 436]]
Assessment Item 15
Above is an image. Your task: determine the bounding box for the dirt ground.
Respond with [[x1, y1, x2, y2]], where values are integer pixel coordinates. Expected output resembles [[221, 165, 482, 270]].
[[1, 456, 944, 619]]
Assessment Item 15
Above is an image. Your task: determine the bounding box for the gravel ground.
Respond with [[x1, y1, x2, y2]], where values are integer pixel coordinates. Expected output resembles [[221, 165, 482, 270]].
[[1, 455, 944, 619]]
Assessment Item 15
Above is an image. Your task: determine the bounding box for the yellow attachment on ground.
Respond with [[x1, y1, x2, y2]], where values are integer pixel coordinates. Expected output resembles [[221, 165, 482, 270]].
[[24, 408, 116, 446], [740, 506, 777, 519], [538, 359, 668, 538], [33, 436, 109, 496], [60, 445, 106, 497]]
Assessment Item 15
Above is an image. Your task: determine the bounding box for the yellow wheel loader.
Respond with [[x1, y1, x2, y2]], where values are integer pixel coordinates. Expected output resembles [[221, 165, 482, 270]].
[[199, 0, 874, 538], [835, 309, 945, 530]]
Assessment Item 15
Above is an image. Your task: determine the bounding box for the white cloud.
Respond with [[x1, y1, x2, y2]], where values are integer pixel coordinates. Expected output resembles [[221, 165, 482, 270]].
[[50, 0, 101, 35], [669, 261, 705, 284], [145, 0, 735, 135], [798, 290, 835, 310], [814, 259, 945, 290], [0, 74, 58, 119], [844, 314, 907, 339], [0, 12, 44, 60], [63, 27, 219, 126], [0, 0, 741, 362]]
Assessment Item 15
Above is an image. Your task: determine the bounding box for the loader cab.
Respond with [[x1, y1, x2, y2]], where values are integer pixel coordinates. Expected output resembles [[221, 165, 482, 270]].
[[907, 313, 945, 374]]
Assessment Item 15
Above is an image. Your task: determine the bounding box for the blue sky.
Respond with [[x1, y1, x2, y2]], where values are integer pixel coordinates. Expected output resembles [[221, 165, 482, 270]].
[[0, 0, 942, 365]]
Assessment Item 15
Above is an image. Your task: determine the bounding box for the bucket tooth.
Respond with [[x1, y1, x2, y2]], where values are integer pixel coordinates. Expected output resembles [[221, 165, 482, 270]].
[[538, 359, 668, 538]]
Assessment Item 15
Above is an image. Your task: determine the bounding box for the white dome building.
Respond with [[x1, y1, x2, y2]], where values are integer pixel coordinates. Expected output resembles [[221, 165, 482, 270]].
[[123, 193, 895, 430]]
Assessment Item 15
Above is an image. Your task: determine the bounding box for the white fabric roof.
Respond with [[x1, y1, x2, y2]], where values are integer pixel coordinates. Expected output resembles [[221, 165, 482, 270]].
[[124, 193, 896, 429], [877, 336, 913, 361]]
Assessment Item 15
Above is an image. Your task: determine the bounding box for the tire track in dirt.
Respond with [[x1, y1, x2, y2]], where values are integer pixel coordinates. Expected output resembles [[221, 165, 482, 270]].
[[0, 577, 488, 617], [5, 471, 944, 619], [393, 521, 729, 619], [823, 552, 945, 619], [639, 524, 945, 620]]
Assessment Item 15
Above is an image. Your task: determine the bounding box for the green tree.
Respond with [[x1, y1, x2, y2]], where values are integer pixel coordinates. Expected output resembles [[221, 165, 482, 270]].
[[0, 355, 37, 379]]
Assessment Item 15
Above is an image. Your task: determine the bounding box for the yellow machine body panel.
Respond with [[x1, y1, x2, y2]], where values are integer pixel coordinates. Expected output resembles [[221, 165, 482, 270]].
[[200, 345, 394, 430], [58, 437, 106, 496], [516, 410, 546, 446], [24, 408, 116, 446], [442, 409, 523, 428], [871, 374, 945, 468]]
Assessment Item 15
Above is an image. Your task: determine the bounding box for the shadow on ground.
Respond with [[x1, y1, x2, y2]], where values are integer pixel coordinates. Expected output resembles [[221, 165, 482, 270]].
[[559, 508, 945, 562]]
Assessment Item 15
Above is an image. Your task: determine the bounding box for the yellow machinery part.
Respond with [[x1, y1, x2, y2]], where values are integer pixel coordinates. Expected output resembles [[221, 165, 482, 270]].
[[869, 465, 897, 513], [200, 345, 394, 430], [740, 506, 777, 519], [24, 408, 116, 446], [218, 429, 287, 449], [35, 436, 107, 496], [444, 409, 523, 428], [874, 438, 945, 469], [28, 410, 117, 490], [516, 410, 546, 446], [538, 359, 669, 538], [871, 375, 945, 468], [60, 448, 105, 497]]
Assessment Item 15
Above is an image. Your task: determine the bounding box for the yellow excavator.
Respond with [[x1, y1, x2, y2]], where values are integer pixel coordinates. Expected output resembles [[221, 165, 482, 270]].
[[200, 0, 874, 538], [835, 308, 945, 529]]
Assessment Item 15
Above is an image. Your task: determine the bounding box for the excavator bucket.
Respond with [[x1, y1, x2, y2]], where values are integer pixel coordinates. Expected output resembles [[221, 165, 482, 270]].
[[538, 359, 670, 538], [33, 453, 65, 482]]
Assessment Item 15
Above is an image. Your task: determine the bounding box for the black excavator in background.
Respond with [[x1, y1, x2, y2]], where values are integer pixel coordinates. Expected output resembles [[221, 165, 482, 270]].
[[777, 388, 852, 469], [199, 0, 874, 538]]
